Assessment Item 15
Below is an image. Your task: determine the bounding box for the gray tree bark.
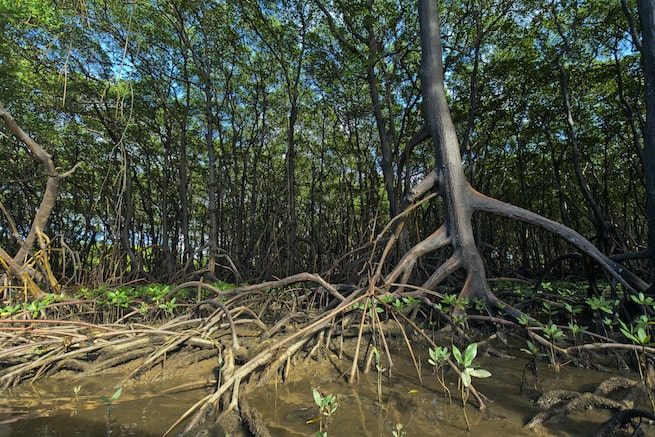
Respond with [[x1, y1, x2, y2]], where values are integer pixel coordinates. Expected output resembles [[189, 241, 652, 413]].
[[637, 0, 655, 283]]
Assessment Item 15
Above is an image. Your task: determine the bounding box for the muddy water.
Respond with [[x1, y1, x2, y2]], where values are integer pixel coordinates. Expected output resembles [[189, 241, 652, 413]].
[[0, 353, 220, 437], [247, 352, 638, 437], [0, 349, 647, 437], [0, 373, 215, 436]]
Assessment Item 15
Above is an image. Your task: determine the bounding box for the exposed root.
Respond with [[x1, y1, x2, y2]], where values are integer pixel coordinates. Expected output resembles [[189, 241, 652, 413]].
[[7, 263, 631, 436], [526, 376, 649, 430], [594, 409, 655, 437], [238, 395, 272, 437]]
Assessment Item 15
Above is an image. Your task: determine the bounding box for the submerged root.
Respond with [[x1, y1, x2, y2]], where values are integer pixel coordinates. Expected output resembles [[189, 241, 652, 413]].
[[526, 376, 651, 432], [238, 395, 272, 437], [594, 409, 655, 437]]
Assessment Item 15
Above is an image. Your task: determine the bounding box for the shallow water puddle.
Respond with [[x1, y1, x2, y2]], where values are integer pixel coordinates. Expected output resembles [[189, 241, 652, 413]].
[[246, 353, 630, 437], [0, 377, 211, 436]]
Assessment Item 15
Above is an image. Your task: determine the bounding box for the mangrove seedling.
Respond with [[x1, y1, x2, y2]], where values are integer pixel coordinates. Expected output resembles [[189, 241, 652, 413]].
[[564, 302, 583, 324], [520, 341, 546, 393], [452, 343, 491, 430], [100, 387, 122, 422], [517, 314, 531, 326], [158, 297, 179, 315], [373, 347, 385, 403], [541, 301, 558, 322], [567, 322, 587, 344], [392, 422, 406, 437], [619, 319, 655, 411], [73, 384, 81, 401], [586, 296, 618, 334], [542, 323, 566, 373], [428, 345, 451, 401], [312, 388, 338, 435]]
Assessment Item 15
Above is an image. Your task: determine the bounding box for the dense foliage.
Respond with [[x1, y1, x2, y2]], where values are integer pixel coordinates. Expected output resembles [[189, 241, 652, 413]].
[[0, 0, 650, 286]]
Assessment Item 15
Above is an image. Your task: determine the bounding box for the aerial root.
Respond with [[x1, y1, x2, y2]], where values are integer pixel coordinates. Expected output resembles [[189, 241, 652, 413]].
[[238, 395, 272, 437], [0, 314, 227, 388], [594, 409, 655, 437], [1, 269, 495, 435], [385, 225, 450, 288], [525, 376, 647, 430], [166, 296, 355, 436]]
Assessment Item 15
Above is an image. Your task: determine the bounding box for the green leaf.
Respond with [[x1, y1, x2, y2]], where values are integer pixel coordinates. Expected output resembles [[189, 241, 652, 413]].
[[461, 368, 472, 387], [463, 343, 478, 365], [111, 388, 122, 401], [520, 340, 541, 356], [428, 347, 437, 363], [452, 345, 463, 365], [312, 388, 322, 407], [469, 368, 491, 379], [517, 314, 530, 326], [636, 328, 651, 345]]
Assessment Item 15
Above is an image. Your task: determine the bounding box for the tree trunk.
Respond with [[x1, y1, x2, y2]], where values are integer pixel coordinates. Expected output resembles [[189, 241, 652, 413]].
[[0, 101, 80, 294], [177, 65, 192, 266], [314, 0, 400, 218], [637, 0, 655, 282], [171, 4, 220, 280], [365, 45, 399, 218], [394, 0, 649, 310], [556, 57, 614, 250], [418, 0, 493, 303], [0, 102, 61, 263], [287, 89, 299, 275]]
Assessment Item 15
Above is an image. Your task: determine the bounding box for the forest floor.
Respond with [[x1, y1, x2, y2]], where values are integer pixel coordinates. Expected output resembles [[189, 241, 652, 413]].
[[2, 278, 655, 436]]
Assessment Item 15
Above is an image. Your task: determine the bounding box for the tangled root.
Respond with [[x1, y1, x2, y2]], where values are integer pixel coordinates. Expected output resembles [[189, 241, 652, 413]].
[[526, 376, 654, 435]]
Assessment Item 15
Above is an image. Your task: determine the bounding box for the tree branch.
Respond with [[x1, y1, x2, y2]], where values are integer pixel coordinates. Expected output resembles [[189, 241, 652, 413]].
[[470, 188, 648, 292]]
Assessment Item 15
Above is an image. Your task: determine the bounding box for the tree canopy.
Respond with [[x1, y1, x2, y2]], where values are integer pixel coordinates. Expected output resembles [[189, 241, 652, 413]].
[[0, 0, 652, 290]]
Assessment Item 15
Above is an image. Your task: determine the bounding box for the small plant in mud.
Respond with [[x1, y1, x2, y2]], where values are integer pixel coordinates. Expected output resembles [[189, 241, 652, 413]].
[[619, 311, 655, 411], [437, 293, 470, 333], [22, 300, 46, 319], [215, 355, 227, 389], [473, 298, 486, 312], [439, 293, 469, 314], [542, 323, 566, 373], [158, 297, 179, 315], [312, 388, 338, 436], [0, 303, 21, 317], [147, 284, 172, 304], [373, 347, 385, 403], [391, 295, 419, 311], [392, 422, 406, 437], [428, 345, 451, 401], [520, 340, 546, 393], [586, 295, 618, 334], [350, 299, 384, 320], [20, 293, 62, 318], [452, 343, 491, 431], [565, 303, 586, 345], [70, 384, 82, 417], [541, 301, 558, 322], [107, 289, 131, 309], [517, 313, 532, 327], [563, 302, 583, 324], [137, 301, 150, 315], [100, 387, 122, 423]]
